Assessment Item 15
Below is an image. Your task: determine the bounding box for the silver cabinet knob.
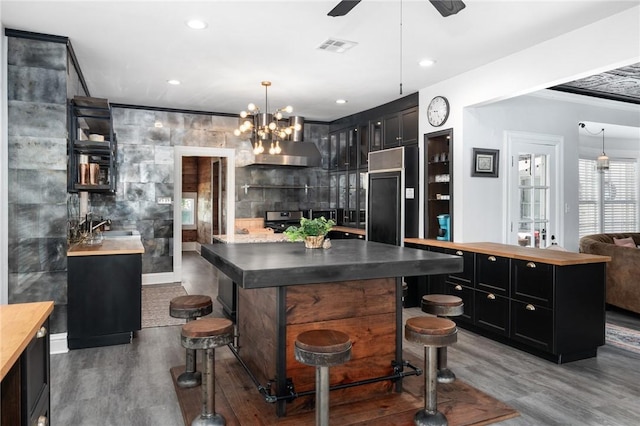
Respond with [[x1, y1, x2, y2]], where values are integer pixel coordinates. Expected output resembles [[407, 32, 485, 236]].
[[488, 256, 496, 262], [37, 415, 48, 426], [487, 293, 496, 300], [526, 262, 536, 268]]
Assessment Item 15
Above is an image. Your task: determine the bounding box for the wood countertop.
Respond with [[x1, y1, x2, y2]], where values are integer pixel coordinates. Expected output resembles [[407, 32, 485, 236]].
[[67, 237, 145, 256], [331, 226, 366, 236], [1, 301, 54, 381], [404, 238, 611, 266], [201, 239, 462, 289]]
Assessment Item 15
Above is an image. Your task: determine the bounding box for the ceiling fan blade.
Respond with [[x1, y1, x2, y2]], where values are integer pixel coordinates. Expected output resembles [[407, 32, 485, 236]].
[[429, 0, 466, 17], [328, 0, 362, 17]]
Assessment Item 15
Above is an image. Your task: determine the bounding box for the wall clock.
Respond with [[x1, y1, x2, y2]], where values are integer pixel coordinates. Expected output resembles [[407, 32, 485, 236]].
[[427, 96, 450, 127]]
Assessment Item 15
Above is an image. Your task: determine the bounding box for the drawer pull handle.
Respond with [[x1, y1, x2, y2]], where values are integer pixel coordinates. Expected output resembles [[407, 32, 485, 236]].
[[525, 304, 536, 311], [526, 262, 536, 268], [37, 416, 48, 426], [487, 293, 496, 300], [36, 326, 47, 339], [488, 256, 497, 262], [456, 250, 463, 256], [454, 285, 462, 291]]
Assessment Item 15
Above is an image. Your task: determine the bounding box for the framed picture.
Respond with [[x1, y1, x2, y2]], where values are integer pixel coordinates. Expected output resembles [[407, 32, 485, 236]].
[[472, 148, 499, 178]]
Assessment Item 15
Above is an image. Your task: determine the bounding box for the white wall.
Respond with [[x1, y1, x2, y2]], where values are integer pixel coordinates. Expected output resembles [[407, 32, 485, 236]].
[[418, 6, 640, 247], [464, 91, 640, 251]]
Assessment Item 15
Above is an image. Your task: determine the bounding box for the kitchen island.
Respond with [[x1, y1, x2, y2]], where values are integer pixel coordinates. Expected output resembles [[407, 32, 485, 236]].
[[201, 239, 462, 416]]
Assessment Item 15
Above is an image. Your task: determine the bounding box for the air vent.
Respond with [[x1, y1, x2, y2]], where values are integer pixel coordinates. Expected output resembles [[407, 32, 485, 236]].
[[317, 38, 358, 53]]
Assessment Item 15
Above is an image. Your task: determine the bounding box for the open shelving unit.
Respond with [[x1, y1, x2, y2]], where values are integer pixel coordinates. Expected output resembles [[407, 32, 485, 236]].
[[424, 129, 453, 240]]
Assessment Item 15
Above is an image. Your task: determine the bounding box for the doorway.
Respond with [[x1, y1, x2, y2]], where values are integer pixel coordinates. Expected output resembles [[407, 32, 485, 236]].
[[506, 131, 562, 247], [173, 146, 235, 284]]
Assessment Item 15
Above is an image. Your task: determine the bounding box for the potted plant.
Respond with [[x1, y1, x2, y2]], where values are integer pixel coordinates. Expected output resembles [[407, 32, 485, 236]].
[[284, 216, 336, 248]]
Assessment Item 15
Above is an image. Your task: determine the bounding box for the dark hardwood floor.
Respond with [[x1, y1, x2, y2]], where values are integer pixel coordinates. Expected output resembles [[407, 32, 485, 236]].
[[50, 251, 640, 425]]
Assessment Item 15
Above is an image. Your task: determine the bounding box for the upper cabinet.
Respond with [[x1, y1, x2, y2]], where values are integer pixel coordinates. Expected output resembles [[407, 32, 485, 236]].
[[382, 106, 418, 149], [67, 96, 117, 194]]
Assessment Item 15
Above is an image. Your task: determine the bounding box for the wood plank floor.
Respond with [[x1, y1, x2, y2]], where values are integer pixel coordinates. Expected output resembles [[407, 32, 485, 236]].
[[50, 252, 640, 426]]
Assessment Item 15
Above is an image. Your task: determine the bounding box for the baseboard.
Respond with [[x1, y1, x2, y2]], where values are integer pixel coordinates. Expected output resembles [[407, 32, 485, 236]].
[[50, 332, 69, 354], [142, 272, 175, 285], [182, 242, 197, 252]]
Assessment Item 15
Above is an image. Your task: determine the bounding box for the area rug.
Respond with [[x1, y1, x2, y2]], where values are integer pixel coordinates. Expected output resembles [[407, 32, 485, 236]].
[[141, 283, 187, 328], [170, 353, 519, 425], [605, 323, 640, 355]]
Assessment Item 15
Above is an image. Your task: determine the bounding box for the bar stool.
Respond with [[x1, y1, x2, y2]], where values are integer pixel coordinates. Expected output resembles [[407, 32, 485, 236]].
[[294, 329, 352, 426], [170, 295, 213, 388], [422, 294, 463, 383], [181, 317, 233, 426], [405, 316, 458, 426]]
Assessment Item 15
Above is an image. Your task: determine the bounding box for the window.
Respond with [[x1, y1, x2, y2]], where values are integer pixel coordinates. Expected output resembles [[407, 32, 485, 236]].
[[182, 192, 197, 230], [579, 158, 638, 238]]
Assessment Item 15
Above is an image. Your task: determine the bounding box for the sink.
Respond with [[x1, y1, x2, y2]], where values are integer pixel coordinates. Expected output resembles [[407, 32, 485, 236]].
[[102, 230, 141, 239]]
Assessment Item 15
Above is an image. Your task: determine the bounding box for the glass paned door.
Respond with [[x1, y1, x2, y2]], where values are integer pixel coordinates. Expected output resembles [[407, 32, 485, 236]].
[[516, 154, 549, 247], [507, 132, 560, 248]]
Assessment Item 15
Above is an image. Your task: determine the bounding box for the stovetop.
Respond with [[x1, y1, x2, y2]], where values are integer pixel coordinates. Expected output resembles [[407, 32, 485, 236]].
[[264, 210, 305, 233]]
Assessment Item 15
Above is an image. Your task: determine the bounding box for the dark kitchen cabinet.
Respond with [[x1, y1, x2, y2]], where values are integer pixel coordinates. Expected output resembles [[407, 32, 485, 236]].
[[382, 107, 418, 149], [1, 305, 51, 426], [67, 253, 142, 349], [404, 241, 607, 363], [476, 253, 510, 296], [68, 96, 118, 194]]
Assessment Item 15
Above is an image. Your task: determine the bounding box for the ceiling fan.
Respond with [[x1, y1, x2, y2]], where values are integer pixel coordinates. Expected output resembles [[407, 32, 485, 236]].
[[328, 0, 466, 18]]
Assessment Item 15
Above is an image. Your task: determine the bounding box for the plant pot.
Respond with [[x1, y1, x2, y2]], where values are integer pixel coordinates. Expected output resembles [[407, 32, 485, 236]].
[[304, 235, 325, 249]]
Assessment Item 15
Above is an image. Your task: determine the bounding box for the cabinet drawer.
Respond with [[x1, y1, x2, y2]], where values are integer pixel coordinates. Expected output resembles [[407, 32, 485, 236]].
[[511, 300, 553, 352], [511, 259, 553, 308], [475, 290, 509, 336], [443, 281, 474, 325], [443, 248, 474, 285], [476, 254, 509, 296]]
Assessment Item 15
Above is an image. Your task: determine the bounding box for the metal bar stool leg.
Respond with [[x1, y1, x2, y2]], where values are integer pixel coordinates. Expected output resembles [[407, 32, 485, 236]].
[[316, 365, 330, 426], [437, 346, 455, 383], [179, 317, 201, 388]]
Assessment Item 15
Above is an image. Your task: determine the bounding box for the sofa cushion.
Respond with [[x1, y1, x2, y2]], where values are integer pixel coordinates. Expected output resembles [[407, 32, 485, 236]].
[[613, 237, 637, 248]]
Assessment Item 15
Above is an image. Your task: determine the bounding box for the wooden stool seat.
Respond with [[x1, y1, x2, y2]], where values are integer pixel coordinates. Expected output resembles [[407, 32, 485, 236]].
[[405, 317, 458, 346], [294, 329, 352, 425], [181, 318, 234, 350], [421, 294, 464, 317], [170, 295, 213, 319]]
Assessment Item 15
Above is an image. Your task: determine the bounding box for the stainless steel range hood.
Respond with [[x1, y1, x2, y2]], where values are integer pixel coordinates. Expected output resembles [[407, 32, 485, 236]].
[[252, 140, 322, 167]]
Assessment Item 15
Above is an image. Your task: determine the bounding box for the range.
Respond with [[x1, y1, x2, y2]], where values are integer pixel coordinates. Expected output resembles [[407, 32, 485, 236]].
[[264, 210, 306, 233]]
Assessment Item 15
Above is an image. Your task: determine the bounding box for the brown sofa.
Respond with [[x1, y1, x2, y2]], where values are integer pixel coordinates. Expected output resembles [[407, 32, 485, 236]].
[[579, 233, 640, 314]]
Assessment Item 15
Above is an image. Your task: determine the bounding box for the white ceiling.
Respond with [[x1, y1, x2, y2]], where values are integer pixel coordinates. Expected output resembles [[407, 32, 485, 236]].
[[2, 0, 638, 121]]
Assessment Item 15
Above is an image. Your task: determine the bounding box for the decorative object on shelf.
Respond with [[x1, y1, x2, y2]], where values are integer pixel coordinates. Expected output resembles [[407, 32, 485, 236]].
[[284, 216, 336, 249], [471, 148, 499, 178], [233, 81, 302, 155], [427, 95, 450, 127]]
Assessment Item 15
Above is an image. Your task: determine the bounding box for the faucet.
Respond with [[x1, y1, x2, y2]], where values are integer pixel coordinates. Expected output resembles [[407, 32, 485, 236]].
[[91, 218, 112, 232]]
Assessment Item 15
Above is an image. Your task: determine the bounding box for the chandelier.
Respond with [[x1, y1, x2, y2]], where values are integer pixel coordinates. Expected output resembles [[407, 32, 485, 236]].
[[234, 81, 301, 155], [596, 128, 609, 171]]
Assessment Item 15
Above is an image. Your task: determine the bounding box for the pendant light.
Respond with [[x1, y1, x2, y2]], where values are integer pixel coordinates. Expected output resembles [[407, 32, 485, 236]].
[[596, 128, 609, 171]]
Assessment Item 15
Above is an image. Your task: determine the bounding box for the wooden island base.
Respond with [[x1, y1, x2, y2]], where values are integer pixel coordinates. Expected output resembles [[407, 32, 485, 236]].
[[237, 277, 399, 416]]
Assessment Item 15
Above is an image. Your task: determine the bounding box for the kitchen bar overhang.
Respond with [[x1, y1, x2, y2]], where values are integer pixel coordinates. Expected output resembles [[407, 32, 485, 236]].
[[201, 239, 462, 289]]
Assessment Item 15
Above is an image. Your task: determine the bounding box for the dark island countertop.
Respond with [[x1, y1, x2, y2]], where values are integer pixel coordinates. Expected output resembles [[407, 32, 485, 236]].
[[201, 239, 462, 289]]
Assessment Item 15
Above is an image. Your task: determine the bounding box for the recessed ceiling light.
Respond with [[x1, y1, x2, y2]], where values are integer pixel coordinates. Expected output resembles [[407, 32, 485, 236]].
[[419, 59, 436, 67], [336, 99, 348, 104], [167, 79, 181, 85], [186, 19, 208, 30]]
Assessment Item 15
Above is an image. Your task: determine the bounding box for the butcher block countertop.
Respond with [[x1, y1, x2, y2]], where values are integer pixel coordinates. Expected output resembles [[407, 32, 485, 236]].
[[405, 238, 611, 266], [1, 301, 54, 380], [67, 237, 145, 256]]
